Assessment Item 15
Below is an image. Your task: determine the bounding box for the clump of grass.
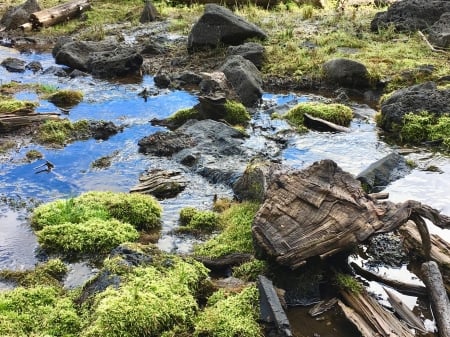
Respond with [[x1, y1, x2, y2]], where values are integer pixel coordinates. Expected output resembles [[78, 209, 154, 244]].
[[0, 285, 82, 337], [25, 149, 43, 161], [36, 83, 59, 95], [399, 111, 433, 144], [36, 119, 90, 146], [82, 257, 209, 337], [232, 259, 268, 282], [282, 101, 353, 131], [224, 100, 251, 126], [335, 273, 363, 293], [193, 286, 261, 337], [167, 107, 200, 128], [47, 89, 83, 108], [0, 99, 37, 114], [178, 207, 220, 233], [193, 201, 260, 258]]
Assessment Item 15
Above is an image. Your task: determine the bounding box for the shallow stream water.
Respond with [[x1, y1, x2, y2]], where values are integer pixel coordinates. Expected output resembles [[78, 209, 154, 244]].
[[1, 46, 449, 336]]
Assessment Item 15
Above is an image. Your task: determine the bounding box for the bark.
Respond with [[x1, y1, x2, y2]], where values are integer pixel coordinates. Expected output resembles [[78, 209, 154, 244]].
[[28, 0, 91, 30], [421, 261, 450, 337], [303, 113, 351, 133], [0, 112, 60, 132]]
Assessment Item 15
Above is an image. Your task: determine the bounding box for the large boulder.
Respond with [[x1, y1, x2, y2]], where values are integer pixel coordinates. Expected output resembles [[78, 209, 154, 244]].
[[371, 0, 450, 32], [1, 57, 26, 72], [219, 55, 263, 107], [428, 12, 450, 49], [187, 4, 267, 52], [0, 0, 40, 31], [378, 82, 450, 132], [322, 58, 371, 89], [53, 39, 143, 78]]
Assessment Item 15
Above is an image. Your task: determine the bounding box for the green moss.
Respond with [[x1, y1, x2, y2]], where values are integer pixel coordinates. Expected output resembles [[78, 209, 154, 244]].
[[36, 119, 90, 146], [37, 218, 139, 255], [399, 111, 434, 144], [82, 257, 209, 337], [232, 259, 268, 282], [0, 140, 16, 153], [224, 100, 251, 126], [25, 149, 43, 161], [0, 99, 37, 114], [193, 202, 260, 258], [47, 89, 83, 108], [178, 207, 220, 233], [284, 102, 353, 130], [193, 286, 261, 337], [167, 107, 200, 128], [0, 285, 81, 337], [335, 273, 363, 293], [430, 115, 450, 148]]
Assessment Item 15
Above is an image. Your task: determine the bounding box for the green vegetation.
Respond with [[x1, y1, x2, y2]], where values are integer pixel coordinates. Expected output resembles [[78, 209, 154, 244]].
[[178, 207, 220, 233], [47, 89, 83, 108], [193, 201, 260, 258], [224, 100, 251, 126], [232, 259, 268, 282], [335, 273, 363, 293], [0, 140, 15, 153], [0, 99, 36, 113], [167, 107, 200, 128], [25, 149, 44, 161], [193, 286, 261, 337], [282, 101, 353, 131], [36, 119, 90, 146], [31, 191, 162, 255]]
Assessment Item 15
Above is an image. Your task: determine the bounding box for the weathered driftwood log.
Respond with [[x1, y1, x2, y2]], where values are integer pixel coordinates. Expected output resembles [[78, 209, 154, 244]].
[[421, 261, 450, 337], [303, 113, 351, 133], [252, 159, 450, 269], [129, 169, 187, 199], [339, 287, 415, 337], [28, 0, 91, 30], [399, 221, 450, 293], [0, 112, 60, 132]]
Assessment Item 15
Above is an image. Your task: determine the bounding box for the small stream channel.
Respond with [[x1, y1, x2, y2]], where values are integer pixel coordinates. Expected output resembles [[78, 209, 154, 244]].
[[1, 46, 450, 336]]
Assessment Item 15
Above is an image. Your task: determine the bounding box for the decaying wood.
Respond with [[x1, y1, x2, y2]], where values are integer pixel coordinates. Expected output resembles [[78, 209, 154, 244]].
[[350, 262, 427, 297], [257, 275, 293, 337], [170, 0, 280, 8], [421, 261, 450, 337], [28, 0, 91, 30], [308, 297, 338, 317], [129, 169, 187, 199], [0, 111, 60, 132], [340, 287, 415, 337], [303, 113, 351, 133], [399, 221, 450, 293], [383, 287, 427, 333], [252, 159, 450, 269], [369, 191, 389, 200], [19, 22, 32, 31]]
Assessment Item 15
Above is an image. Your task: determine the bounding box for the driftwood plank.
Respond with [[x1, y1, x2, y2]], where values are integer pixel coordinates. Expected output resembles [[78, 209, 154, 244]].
[[421, 261, 450, 337]]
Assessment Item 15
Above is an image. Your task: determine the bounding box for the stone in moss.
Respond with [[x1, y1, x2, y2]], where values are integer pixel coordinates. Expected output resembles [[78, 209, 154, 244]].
[[47, 89, 83, 108], [284, 102, 353, 130]]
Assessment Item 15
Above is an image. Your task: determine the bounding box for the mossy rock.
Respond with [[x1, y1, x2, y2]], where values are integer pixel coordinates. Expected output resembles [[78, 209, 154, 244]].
[[0, 99, 36, 114], [36, 119, 90, 146], [223, 100, 251, 126], [178, 207, 220, 233], [283, 102, 353, 130], [166, 107, 200, 129], [47, 89, 83, 108]]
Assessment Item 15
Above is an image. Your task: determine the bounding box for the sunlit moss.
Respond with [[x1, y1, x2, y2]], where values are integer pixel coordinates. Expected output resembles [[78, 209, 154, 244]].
[[399, 111, 434, 144], [0, 99, 36, 114], [178, 207, 220, 233], [224, 100, 251, 126], [193, 286, 261, 337], [25, 149, 43, 161], [167, 107, 200, 128], [193, 201, 260, 258], [232, 259, 268, 282], [36, 119, 90, 146], [47, 89, 83, 108], [335, 273, 363, 293]]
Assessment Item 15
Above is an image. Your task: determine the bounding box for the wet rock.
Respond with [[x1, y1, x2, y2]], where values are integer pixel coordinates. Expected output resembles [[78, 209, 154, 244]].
[[366, 232, 408, 268], [322, 58, 370, 89], [1, 57, 26, 72], [110, 245, 153, 267], [42, 65, 68, 77], [53, 40, 106, 72], [428, 12, 450, 49], [138, 130, 196, 156], [173, 71, 203, 86], [227, 42, 265, 69], [0, 0, 41, 31], [130, 169, 188, 199], [140, 40, 167, 55], [356, 152, 411, 193], [25, 61, 42, 73], [76, 270, 121, 305], [370, 0, 450, 32], [219, 55, 263, 107], [378, 82, 450, 132], [139, 0, 159, 23], [154, 69, 171, 88], [69, 69, 89, 78], [89, 121, 123, 140], [187, 4, 267, 52]]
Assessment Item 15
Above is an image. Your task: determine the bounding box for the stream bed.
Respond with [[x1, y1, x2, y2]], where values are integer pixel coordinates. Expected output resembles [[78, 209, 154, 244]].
[[1, 45, 450, 336]]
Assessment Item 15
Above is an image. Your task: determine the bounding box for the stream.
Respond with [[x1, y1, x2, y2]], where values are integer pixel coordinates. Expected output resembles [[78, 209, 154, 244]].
[[1, 46, 450, 336]]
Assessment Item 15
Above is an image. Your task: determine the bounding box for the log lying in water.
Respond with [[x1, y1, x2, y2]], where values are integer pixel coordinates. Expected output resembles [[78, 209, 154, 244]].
[[421, 261, 450, 337], [25, 0, 91, 30], [0, 111, 60, 132]]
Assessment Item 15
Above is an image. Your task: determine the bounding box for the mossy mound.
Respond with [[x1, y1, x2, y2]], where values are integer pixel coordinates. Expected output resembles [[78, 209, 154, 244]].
[[232, 259, 268, 282], [31, 191, 162, 255], [82, 257, 209, 337], [167, 107, 200, 129], [193, 286, 261, 337], [283, 102, 353, 130], [223, 100, 251, 126], [0, 99, 37, 114], [47, 89, 83, 108], [178, 207, 220, 233], [193, 201, 260, 258], [36, 119, 91, 146]]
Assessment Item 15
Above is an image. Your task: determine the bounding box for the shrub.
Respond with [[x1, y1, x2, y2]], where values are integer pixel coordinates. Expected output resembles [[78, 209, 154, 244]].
[[193, 286, 261, 337]]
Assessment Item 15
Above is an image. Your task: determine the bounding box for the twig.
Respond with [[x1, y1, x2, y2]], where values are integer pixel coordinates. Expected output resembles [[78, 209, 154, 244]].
[[418, 31, 449, 55]]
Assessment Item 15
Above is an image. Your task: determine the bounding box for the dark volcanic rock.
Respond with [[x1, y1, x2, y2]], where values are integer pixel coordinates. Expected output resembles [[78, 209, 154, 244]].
[[428, 12, 450, 49], [187, 4, 267, 52], [1, 57, 26, 72], [378, 82, 450, 132], [371, 0, 450, 32], [219, 55, 263, 107], [89, 121, 123, 140], [130, 169, 188, 199], [322, 58, 370, 89], [138, 131, 196, 156], [227, 42, 265, 69], [0, 0, 41, 31]]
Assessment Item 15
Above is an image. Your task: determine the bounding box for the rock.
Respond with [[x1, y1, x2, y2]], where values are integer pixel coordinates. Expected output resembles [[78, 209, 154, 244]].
[[371, 0, 450, 32], [140, 40, 167, 55], [138, 131, 196, 156], [199, 71, 235, 97], [322, 58, 370, 89], [89, 121, 123, 140], [378, 82, 450, 132], [219, 55, 263, 107], [187, 4, 267, 52], [154, 69, 171, 88], [173, 71, 203, 86], [227, 42, 265, 69], [76, 270, 121, 305], [25, 61, 42, 73], [428, 12, 450, 49], [130, 169, 188, 199], [356, 152, 411, 193], [110, 244, 153, 267], [139, 0, 159, 23], [1, 57, 26, 72], [0, 0, 41, 31], [69, 69, 89, 78], [53, 40, 105, 72], [42, 65, 68, 77]]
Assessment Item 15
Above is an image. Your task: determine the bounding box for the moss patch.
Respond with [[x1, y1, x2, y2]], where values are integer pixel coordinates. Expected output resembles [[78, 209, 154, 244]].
[[335, 273, 363, 293], [167, 107, 200, 129], [193, 202, 260, 258], [0, 99, 37, 114], [36, 119, 90, 146], [224, 100, 251, 126], [178, 207, 220, 233], [283, 102, 353, 130], [46, 90, 83, 108]]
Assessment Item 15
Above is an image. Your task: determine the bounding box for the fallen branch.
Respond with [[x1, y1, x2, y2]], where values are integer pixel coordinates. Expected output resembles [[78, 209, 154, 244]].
[[418, 31, 449, 55]]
